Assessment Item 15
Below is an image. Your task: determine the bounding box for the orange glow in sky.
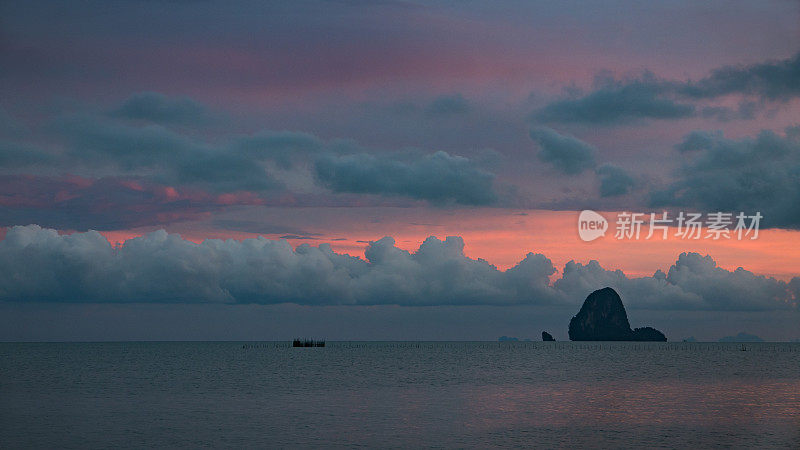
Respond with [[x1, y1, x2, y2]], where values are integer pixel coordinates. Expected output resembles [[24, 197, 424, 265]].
[[87, 209, 800, 282]]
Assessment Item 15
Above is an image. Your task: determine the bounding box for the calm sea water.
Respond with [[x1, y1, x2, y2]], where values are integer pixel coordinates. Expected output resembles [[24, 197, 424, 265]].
[[1, 342, 799, 448]]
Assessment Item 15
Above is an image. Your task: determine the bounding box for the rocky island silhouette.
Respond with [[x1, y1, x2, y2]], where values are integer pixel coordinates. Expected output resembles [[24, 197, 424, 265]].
[[569, 287, 667, 341]]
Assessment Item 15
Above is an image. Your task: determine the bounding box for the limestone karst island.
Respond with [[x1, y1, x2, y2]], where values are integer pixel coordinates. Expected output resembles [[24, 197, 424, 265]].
[[568, 287, 667, 341]]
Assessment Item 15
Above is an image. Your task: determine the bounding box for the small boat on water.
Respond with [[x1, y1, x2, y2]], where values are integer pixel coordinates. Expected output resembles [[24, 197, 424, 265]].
[[293, 338, 325, 347]]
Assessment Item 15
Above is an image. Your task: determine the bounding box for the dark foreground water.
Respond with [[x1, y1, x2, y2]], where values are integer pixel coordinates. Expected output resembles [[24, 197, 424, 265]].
[[1, 342, 799, 448]]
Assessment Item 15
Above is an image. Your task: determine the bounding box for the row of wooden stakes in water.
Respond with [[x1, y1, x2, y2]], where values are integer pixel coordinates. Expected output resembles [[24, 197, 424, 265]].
[[240, 342, 798, 351]]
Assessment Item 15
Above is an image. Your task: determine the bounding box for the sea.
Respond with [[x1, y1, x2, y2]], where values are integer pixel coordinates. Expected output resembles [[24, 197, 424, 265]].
[[1, 342, 799, 448]]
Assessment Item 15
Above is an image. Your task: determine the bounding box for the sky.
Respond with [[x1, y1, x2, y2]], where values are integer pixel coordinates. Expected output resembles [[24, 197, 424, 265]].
[[1, 0, 799, 341]]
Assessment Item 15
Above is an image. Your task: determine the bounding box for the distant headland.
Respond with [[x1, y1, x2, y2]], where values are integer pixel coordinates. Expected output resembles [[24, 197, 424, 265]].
[[569, 287, 667, 341]]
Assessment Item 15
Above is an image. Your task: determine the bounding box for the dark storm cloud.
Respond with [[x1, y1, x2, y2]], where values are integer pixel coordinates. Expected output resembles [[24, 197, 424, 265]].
[[314, 151, 497, 205], [1, 96, 503, 217], [55, 114, 198, 168], [529, 127, 596, 174], [53, 114, 280, 192], [534, 75, 694, 125], [0, 225, 796, 310], [679, 53, 800, 100], [535, 53, 800, 125], [650, 127, 800, 228], [595, 164, 636, 197]]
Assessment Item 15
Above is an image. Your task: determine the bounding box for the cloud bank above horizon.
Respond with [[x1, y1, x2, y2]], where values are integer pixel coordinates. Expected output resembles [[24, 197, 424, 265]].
[[0, 225, 796, 311]]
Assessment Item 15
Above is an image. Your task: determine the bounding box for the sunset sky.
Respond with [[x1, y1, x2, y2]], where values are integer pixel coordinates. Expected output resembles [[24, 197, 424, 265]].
[[1, 0, 798, 341]]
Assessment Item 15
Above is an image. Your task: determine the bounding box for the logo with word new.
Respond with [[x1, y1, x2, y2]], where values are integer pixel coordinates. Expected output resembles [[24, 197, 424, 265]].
[[576, 210, 763, 242], [578, 210, 608, 241]]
